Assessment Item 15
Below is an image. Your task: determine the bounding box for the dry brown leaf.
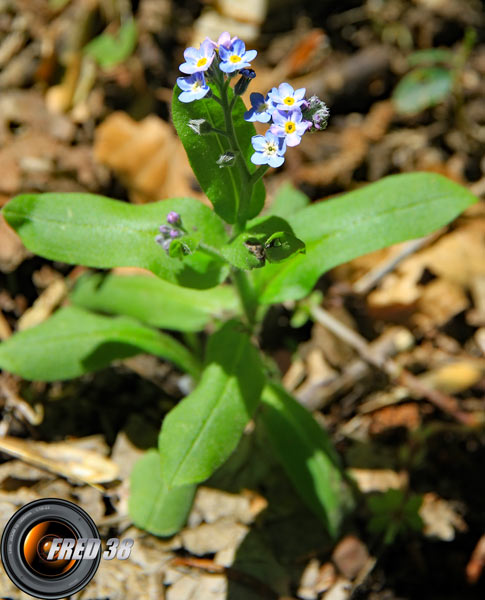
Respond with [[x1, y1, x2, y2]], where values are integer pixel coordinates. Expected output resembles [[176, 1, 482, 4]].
[[94, 111, 202, 204], [332, 536, 370, 580], [369, 220, 485, 318], [348, 468, 409, 493], [419, 492, 467, 541], [414, 278, 469, 329], [368, 403, 421, 434], [180, 518, 248, 556], [0, 214, 31, 273], [418, 360, 485, 394], [0, 436, 119, 484], [466, 534, 485, 584], [189, 487, 267, 527]]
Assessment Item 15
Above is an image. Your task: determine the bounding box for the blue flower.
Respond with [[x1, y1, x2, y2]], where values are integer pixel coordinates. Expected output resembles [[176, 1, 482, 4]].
[[270, 109, 309, 147], [268, 83, 306, 111], [219, 39, 257, 74], [244, 92, 273, 123], [250, 131, 286, 168], [176, 73, 210, 103], [179, 39, 215, 74]]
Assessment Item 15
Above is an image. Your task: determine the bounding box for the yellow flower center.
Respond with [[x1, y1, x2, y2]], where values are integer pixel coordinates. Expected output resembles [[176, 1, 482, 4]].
[[283, 97, 295, 105], [267, 144, 276, 153], [230, 55, 242, 63], [285, 122, 296, 133], [196, 57, 208, 67]]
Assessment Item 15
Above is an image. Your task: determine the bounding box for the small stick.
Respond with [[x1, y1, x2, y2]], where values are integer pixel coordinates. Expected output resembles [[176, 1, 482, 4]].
[[309, 305, 478, 426], [352, 232, 441, 295], [171, 557, 285, 600]]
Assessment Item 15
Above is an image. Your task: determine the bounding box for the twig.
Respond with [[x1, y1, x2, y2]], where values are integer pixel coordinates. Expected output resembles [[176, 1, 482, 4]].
[[309, 305, 478, 426], [352, 232, 441, 295], [171, 557, 287, 600]]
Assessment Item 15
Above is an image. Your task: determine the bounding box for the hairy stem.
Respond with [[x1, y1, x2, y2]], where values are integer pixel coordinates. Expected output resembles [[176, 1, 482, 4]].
[[232, 268, 258, 329]]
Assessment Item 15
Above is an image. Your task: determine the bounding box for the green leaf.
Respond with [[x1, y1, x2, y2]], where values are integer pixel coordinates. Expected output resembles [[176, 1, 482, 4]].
[[260, 383, 353, 538], [84, 19, 138, 69], [159, 321, 264, 487], [3, 194, 228, 289], [265, 231, 305, 264], [172, 86, 265, 224], [407, 48, 453, 66], [221, 215, 305, 270], [71, 272, 239, 332], [129, 450, 196, 536], [267, 182, 310, 219], [0, 306, 200, 381], [392, 67, 453, 114], [253, 173, 477, 304]]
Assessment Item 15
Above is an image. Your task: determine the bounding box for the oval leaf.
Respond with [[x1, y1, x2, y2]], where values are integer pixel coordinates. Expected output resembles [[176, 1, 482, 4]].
[[254, 173, 477, 304], [159, 321, 264, 487], [71, 272, 239, 332], [0, 306, 200, 381], [260, 383, 353, 538], [129, 450, 196, 537], [172, 87, 265, 224], [393, 67, 453, 114], [3, 194, 228, 289]]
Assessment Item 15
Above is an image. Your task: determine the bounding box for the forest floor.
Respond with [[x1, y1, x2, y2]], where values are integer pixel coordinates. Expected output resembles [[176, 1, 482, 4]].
[[0, 0, 485, 598]]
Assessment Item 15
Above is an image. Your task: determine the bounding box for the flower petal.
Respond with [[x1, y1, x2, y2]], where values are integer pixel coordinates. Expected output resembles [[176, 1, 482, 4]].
[[251, 151, 268, 165], [251, 135, 267, 151], [232, 39, 245, 55], [269, 155, 285, 168], [244, 49, 257, 62], [184, 46, 199, 61]]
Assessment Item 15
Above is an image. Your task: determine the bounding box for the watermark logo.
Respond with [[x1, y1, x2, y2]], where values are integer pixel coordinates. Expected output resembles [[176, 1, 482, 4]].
[[1, 498, 133, 599]]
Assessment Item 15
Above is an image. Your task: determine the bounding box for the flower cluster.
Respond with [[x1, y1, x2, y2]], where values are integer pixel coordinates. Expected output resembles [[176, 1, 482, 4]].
[[175, 32, 329, 170], [176, 33, 258, 104], [246, 83, 329, 168], [155, 211, 184, 253]]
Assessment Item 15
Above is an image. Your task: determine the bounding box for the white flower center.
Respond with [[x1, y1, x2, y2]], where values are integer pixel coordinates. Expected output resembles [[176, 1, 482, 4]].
[[257, 103, 268, 113], [265, 143, 277, 155]]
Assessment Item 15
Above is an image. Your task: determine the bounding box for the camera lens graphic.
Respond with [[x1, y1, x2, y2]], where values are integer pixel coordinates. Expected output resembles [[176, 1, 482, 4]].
[[1, 499, 101, 599], [23, 520, 77, 577]]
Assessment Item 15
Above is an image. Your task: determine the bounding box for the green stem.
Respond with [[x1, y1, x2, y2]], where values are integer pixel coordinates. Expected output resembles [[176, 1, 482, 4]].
[[232, 268, 258, 329], [249, 165, 269, 186], [213, 68, 253, 231]]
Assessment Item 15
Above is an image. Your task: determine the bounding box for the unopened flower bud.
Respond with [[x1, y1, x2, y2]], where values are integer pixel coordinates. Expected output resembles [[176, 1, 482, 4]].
[[159, 225, 171, 234], [302, 95, 330, 133], [167, 211, 181, 225], [216, 152, 237, 168], [169, 229, 181, 239], [188, 119, 213, 135], [234, 68, 256, 96]]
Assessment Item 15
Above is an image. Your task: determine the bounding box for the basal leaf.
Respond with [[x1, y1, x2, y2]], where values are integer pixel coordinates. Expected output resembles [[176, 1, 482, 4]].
[[159, 321, 264, 487], [3, 194, 228, 289], [0, 306, 200, 381], [260, 383, 353, 538], [71, 272, 239, 332], [84, 19, 138, 69], [129, 450, 196, 536], [172, 86, 265, 224], [253, 173, 477, 304]]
